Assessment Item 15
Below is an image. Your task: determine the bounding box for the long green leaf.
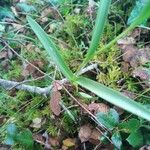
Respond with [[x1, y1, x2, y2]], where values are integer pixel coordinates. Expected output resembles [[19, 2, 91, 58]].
[[76, 76, 150, 121], [27, 16, 74, 81], [78, 0, 112, 70], [100, 0, 150, 53]]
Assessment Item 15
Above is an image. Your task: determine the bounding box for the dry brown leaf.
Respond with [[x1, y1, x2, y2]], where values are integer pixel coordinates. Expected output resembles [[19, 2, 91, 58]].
[[78, 124, 92, 143], [52, 80, 63, 91], [88, 103, 109, 115], [40, 7, 60, 22], [89, 128, 102, 145], [50, 90, 61, 116], [49, 137, 59, 147], [30, 118, 45, 129], [139, 145, 150, 150], [118, 37, 150, 68], [22, 61, 44, 78], [0, 51, 8, 59]]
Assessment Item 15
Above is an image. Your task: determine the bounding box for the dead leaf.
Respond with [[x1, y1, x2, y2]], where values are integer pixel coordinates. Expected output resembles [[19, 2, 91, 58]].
[[30, 118, 45, 129], [133, 67, 150, 80], [40, 7, 60, 22], [139, 145, 150, 150], [50, 90, 61, 116], [22, 61, 44, 78], [12, 23, 24, 32], [49, 137, 59, 147], [89, 128, 102, 145], [88, 103, 109, 115], [0, 51, 8, 59], [52, 80, 63, 91], [78, 124, 92, 143], [62, 138, 76, 148], [118, 37, 150, 68], [117, 37, 136, 45]]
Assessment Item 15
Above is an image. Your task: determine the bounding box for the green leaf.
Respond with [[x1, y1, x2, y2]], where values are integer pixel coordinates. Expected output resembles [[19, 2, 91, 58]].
[[78, 0, 112, 70], [5, 137, 15, 145], [79, 92, 93, 99], [100, 0, 150, 53], [127, 0, 148, 26], [27, 16, 74, 81], [6, 123, 17, 136], [0, 7, 14, 21], [76, 76, 150, 121], [127, 129, 143, 147], [111, 132, 122, 150], [118, 118, 141, 133], [96, 109, 119, 130], [5, 123, 17, 145], [17, 129, 33, 149], [16, 3, 36, 13]]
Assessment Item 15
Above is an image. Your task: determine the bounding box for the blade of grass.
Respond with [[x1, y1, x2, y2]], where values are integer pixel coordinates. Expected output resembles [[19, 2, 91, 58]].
[[99, 0, 150, 53], [77, 0, 112, 71], [27, 16, 74, 81], [76, 76, 150, 121]]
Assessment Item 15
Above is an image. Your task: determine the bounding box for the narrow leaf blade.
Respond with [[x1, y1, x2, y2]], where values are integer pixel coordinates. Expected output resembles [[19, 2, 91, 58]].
[[76, 76, 150, 121], [79, 0, 112, 69], [27, 16, 74, 81]]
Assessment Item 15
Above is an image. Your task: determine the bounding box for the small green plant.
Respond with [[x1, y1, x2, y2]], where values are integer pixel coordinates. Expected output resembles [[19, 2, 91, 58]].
[[96, 109, 150, 149], [27, 0, 150, 122], [5, 123, 33, 149]]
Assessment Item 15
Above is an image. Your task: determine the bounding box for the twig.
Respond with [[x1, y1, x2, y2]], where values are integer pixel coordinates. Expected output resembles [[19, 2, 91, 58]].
[[0, 63, 98, 95]]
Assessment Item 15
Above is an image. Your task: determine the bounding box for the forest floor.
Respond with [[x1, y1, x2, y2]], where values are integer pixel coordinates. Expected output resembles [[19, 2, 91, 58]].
[[0, 0, 150, 150]]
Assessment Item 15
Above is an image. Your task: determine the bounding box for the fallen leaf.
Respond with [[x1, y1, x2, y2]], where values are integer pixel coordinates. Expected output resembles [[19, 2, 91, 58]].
[[12, 23, 24, 32], [22, 61, 44, 78], [133, 67, 150, 80], [40, 7, 60, 22], [139, 145, 150, 150], [50, 90, 61, 116], [62, 138, 76, 148], [118, 37, 150, 68], [89, 128, 102, 145], [88, 103, 110, 115], [78, 124, 92, 143], [49, 137, 59, 147], [30, 118, 45, 129]]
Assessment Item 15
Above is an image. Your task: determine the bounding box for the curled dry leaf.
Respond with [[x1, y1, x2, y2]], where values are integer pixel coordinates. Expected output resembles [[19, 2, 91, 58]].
[[89, 128, 102, 145], [30, 118, 46, 129], [118, 37, 150, 68], [88, 103, 110, 115], [139, 145, 150, 150], [22, 60, 44, 78], [132, 67, 150, 87], [78, 124, 92, 143], [78, 124, 102, 145], [50, 90, 61, 116], [133, 67, 150, 80]]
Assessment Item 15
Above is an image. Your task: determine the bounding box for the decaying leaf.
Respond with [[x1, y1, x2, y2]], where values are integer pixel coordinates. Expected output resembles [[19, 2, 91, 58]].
[[89, 128, 102, 145], [22, 61, 44, 78], [133, 67, 150, 80], [139, 145, 150, 150], [88, 103, 110, 115], [78, 124, 92, 143], [40, 7, 60, 23], [118, 37, 150, 68], [78, 124, 102, 144], [132, 67, 150, 86], [30, 118, 45, 129], [50, 90, 61, 116]]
